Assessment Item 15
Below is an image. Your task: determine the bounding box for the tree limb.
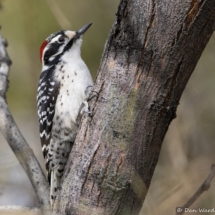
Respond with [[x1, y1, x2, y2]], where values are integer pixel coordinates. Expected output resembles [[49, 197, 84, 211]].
[[176, 164, 215, 215], [55, 0, 215, 214], [0, 26, 50, 209]]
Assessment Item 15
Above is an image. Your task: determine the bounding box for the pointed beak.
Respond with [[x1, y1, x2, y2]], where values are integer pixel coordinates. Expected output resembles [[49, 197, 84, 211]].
[[76, 22, 93, 36]]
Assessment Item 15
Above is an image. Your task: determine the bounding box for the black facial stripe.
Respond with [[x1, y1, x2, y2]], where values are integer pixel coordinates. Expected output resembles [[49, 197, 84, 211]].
[[43, 31, 79, 65], [63, 34, 80, 52], [43, 31, 69, 65], [44, 41, 62, 65]]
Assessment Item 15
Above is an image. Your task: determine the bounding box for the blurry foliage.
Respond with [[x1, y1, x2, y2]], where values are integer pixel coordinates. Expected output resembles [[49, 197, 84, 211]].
[[0, 0, 215, 213]]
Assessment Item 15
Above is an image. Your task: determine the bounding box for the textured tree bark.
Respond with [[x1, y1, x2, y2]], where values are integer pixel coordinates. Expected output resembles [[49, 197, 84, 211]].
[[55, 0, 215, 214]]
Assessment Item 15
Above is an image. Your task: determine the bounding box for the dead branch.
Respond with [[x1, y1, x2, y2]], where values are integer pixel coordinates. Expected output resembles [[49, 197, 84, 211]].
[[0, 26, 50, 209], [176, 164, 215, 215]]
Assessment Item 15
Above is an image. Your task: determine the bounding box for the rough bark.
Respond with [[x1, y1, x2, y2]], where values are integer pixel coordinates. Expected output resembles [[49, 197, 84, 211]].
[[54, 0, 215, 215]]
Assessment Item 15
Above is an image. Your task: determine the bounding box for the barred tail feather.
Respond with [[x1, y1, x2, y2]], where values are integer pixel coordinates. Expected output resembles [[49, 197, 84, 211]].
[[50, 169, 60, 208]]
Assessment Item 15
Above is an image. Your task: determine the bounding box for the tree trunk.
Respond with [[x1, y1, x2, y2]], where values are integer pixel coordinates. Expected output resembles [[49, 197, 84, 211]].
[[54, 0, 215, 214]]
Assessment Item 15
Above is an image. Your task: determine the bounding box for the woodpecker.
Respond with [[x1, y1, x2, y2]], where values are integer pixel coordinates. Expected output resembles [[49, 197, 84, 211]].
[[37, 23, 93, 207]]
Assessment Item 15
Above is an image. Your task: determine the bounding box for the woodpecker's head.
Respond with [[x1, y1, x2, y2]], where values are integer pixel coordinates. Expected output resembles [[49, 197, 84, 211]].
[[40, 22, 92, 66]]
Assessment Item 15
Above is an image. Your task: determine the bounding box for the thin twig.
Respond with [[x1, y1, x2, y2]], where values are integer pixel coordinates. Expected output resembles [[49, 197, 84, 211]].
[[0, 26, 50, 209], [176, 164, 215, 215]]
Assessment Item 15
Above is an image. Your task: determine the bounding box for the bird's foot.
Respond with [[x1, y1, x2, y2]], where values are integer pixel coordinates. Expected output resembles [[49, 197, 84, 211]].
[[81, 100, 93, 114], [84, 85, 99, 101]]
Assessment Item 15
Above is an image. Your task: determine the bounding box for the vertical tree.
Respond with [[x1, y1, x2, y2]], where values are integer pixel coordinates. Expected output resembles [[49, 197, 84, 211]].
[[55, 0, 215, 214]]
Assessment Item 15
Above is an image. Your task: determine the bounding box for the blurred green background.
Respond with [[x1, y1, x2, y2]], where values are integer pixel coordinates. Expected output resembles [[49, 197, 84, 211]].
[[0, 0, 215, 214]]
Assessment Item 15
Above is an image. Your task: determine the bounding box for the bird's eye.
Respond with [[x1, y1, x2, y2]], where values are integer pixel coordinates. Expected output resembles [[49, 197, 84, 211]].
[[58, 36, 65, 43]]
